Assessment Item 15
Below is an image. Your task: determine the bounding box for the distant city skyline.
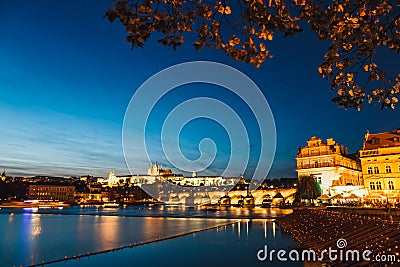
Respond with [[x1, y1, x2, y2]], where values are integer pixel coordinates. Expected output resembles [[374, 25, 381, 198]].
[[1, 1, 399, 179]]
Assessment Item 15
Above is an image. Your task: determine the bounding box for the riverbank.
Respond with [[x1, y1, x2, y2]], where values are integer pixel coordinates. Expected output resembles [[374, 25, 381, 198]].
[[0, 201, 70, 209], [275, 208, 400, 266]]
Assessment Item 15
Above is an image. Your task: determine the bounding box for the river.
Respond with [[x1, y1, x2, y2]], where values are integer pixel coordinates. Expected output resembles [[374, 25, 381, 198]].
[[0, 205, 305, 267]]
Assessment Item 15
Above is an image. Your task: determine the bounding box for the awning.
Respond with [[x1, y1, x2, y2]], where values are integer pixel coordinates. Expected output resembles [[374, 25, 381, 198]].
[[317, 194, 330, 200], [331, 194, 344, 199], [344, 193, 360, 199]]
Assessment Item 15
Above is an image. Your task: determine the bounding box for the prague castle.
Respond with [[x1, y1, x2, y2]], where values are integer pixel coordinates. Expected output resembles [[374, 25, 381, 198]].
[[104, 161, 237, 188]]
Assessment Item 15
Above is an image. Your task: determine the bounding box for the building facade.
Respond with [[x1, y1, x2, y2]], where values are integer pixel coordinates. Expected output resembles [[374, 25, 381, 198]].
[[360, 129, 400, 201], [296, 136, 363, 195], [29, 185, 75, 203]]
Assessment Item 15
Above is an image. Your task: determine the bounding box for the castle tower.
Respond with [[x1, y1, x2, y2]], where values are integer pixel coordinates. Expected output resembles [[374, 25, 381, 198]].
[[148, 161, 160, 175], [108, 170, 118, 187]]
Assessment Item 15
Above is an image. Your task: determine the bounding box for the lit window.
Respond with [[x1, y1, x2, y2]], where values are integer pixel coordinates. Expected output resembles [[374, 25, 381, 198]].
[[367, 167, 373, 174], [374, 167, 379, 174], [388, 181, 395, 190], [376, 181, 382, 190], [372, 137, 380, 144], [370, 182, 376, 190], [386, 166, 392, 173]]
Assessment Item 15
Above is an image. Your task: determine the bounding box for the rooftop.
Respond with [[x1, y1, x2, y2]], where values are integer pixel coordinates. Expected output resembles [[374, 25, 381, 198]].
[[362, 129, 400, 150]]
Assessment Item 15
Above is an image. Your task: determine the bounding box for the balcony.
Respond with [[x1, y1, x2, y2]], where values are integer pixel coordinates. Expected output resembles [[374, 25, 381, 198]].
[[298, 162, 335, 169], [298, 162, 360, 171], [360, 149, 379, 157]]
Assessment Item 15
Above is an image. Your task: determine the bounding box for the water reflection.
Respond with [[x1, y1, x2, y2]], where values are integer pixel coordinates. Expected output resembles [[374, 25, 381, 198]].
[[0, 213, 235, 267], [22, 213, 42, 238], [238, 221, 241, 238], [246, 220, 249, 238], [49, 219, 302, 267], [98, 216, 120, 247], [0, 207, 295, 267], [272, 220, 276, 238], [264, 220, 267, 239], [21, 213, 43, 264]]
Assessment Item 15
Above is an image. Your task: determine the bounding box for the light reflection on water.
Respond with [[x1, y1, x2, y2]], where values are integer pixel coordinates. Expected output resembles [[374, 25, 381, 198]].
[[0, 205, 293, 219], [49, 219, 304, 267], [0, 214, 234, 266], [0, 206, 301, 267]]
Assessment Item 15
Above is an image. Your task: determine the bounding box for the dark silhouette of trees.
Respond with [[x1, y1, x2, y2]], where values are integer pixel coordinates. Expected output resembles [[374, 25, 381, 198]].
[[105, 0, 400, 110], [297, 175, 321, 202], [0, 180, 28, 201]]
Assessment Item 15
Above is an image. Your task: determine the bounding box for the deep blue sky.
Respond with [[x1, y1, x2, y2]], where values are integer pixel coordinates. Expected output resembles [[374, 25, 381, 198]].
[[1, 0, 399, 178]]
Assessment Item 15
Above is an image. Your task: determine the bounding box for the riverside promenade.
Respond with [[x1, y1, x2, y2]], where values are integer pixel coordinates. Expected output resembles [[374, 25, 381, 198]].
[[275, 208, 400, 266]]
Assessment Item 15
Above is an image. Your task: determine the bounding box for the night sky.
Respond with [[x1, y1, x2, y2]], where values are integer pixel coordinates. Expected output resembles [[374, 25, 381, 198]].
[[1, 0, 399, 179]]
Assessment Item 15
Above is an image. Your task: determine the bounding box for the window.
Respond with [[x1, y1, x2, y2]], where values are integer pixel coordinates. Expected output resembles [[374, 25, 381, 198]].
[[314, 161, 319, 168], [370, 182, 376, 190], [386, 166, 392, 173], [376, 181, 382, 190], [315, 177, 322, 184], [374, 167, 379, 174], [388, 181, 395, 190], [367, 167, 373, 174]]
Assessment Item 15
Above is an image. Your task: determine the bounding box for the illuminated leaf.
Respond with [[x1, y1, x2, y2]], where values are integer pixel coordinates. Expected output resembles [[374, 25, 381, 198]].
[[105, 0, 400, 110]]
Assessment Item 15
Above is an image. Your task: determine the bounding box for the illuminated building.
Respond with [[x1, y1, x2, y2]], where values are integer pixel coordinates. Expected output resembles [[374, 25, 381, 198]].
[[104, 162, 238, 190], [105, 171, 135, 187], [360, 129, 400, 201], [296, 136, 363, 195], [28, 185, 75, 203], [1, 169, 6, 181], [147, 161, 172, 176]]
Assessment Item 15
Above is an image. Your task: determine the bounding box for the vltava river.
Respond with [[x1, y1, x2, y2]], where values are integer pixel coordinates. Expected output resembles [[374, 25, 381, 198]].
[[0, 205, 302, 267]]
